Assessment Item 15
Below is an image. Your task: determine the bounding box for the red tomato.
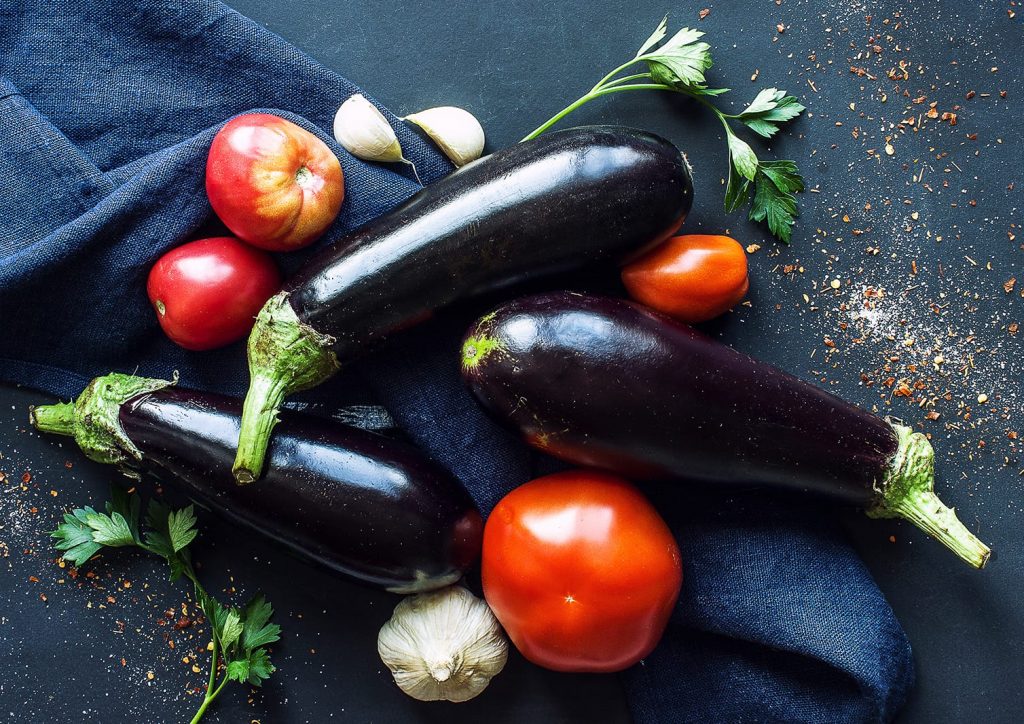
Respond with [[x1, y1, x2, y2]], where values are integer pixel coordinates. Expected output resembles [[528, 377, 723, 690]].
[[205, 113, 344, 251], [622, 234, 749, 323], [147, 237, 280, 351], [482, 470, 682, 673]]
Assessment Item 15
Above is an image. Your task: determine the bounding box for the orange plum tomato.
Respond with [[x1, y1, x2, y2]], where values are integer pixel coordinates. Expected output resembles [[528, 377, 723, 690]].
[[622, 234, 749, 323]]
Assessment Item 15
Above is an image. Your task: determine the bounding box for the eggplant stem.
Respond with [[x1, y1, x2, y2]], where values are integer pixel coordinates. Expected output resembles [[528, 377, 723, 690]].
[[28, 374, 175, 468], [869, 422, 991, 569], [29, 402, 77, 436], [232, 373, 288, 484], [233, 292, 341, 483]]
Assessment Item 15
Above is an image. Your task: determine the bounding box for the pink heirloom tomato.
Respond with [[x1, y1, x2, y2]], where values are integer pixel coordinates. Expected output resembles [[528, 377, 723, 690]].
[[205, 113, 344, 251]]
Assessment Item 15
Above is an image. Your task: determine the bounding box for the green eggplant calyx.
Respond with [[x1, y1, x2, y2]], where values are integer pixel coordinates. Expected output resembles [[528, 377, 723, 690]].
[[233, 292, 340, 484], [461, 314, 507, 373], [868, 421, 991, 569], [30, 373, 177, 471]]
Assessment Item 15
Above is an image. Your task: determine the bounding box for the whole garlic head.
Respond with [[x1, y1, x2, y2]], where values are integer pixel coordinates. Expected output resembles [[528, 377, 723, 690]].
[[333, 94, 405, 163], [403, 106, 485, 167], [378, 585, 508, 702]]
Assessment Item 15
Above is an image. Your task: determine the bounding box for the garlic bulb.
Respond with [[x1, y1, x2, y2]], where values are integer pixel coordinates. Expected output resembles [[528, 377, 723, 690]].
[[377, 585, 508, 702], [403, 106, 485, 166], [333, 94, 405, 163]]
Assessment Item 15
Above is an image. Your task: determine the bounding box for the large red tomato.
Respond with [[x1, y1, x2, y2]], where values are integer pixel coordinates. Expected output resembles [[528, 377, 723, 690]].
[[622, 234, 749, 323], [205, 113, 344, 251], [147, 237, 280, 351], [482, 469, 682, 673]]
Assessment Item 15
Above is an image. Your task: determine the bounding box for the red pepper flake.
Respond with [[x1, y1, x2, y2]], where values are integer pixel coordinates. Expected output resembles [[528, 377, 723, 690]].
[[1009, 323, 1019, 336], [776, 23, 786, 33], [966, 90, 976, 99], [1004, 278, 1016, 294], [174, 616, 192, 630], [894, 383, 913, 397], [21, 472, 31, 483], [925, 411, 941, 421], [40, 593, 48, 602], [1008, 431, 1019, 440], [698, 8, 711, 19], [823, 337, 836, 348]]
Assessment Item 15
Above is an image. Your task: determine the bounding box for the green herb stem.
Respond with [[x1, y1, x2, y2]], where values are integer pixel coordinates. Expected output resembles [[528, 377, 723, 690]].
[[589, 59, 647, 93], [522, 83, 675, 141], [602, 72, 653, 88], [189, 675, 230, 724]]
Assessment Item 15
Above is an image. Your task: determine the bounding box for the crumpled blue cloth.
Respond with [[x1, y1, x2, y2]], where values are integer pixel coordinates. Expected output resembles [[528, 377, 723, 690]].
[[0, 1, 913, 721]]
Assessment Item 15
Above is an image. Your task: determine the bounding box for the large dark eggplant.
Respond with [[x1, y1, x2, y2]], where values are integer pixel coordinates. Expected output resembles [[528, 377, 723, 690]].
[[30, 374, 481, 592], [234, 126, 693, 482], [460, 292, 990, 568]]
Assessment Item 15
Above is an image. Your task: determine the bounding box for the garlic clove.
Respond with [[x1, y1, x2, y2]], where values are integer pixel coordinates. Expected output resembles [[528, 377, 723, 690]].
[[403, 106, 485, 167], [333, 94, 405, 163], [378, 585, 508, 702]]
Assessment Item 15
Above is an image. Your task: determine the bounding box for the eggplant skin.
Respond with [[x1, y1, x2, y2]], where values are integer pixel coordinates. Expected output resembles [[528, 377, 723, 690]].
[[287, 126, 693, 358], [461, 292, 900, 506], [119, 388, 481, 593]]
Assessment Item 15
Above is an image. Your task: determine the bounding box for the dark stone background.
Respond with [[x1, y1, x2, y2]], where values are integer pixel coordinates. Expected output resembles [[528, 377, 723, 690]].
[[1, 1, 1020, 721]]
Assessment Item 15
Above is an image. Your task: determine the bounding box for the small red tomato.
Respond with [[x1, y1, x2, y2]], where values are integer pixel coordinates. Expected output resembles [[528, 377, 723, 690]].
[[622, 234, 749, 323], [482, 469, 682, 673], [147, 237, 280, 351], [205, 113, 344, 251]]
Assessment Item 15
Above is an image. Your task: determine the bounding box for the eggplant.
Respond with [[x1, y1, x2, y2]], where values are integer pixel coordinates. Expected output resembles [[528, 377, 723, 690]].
[[459, 292, 991, 569], [30, 374, 482, 592], [233, 126, 693, 482]]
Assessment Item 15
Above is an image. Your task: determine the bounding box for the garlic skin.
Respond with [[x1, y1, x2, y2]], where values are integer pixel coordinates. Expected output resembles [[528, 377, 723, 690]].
[[403, 106, 485, 167], [378, 585, 508, 702], [333, 94, 405, 163]]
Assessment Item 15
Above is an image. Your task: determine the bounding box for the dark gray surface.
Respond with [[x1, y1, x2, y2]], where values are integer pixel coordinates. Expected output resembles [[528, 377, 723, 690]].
[[2, 0, 1022, 721]]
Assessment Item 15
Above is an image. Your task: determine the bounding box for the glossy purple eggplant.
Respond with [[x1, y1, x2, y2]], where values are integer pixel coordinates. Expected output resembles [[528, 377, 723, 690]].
[[460, 291, 990, 568], [234, 125, 693, 482], [31, 375, 481, 592]]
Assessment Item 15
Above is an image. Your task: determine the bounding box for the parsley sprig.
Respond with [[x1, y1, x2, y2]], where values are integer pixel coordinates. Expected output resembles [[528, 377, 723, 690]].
[[522, 16, 806, 243], [52, 488, 280, 724]]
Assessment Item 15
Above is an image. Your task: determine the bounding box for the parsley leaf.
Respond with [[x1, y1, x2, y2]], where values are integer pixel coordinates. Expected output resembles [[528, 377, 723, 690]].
[[736, 88, 806, 138], [85, 511, 136, 547], [241, 595, 281, 650], [50, 488, 280, 721], [634, 15, 668, 58], [749, 161, 805, 244], [641, 27, 713, 90], [219, 609, 244, 650], [51, 507, 104, 566], [168, 505, 198, 553]]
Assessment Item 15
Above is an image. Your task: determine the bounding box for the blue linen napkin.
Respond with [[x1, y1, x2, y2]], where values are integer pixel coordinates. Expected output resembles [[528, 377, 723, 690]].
[[0, 1, 913, 720]]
